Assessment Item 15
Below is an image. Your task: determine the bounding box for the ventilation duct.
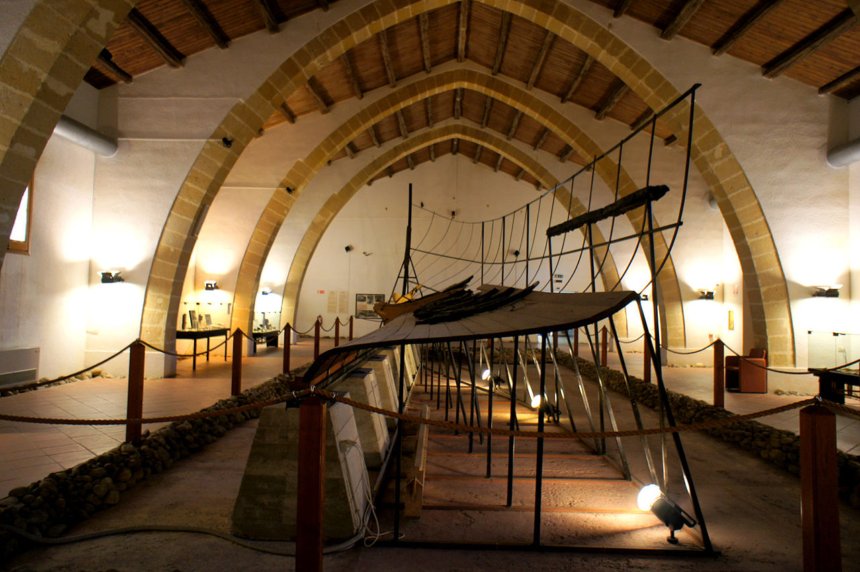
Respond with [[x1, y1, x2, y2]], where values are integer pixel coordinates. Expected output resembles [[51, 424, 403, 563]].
[[53, 114, 118, 157], [827, 137, 860, 168]]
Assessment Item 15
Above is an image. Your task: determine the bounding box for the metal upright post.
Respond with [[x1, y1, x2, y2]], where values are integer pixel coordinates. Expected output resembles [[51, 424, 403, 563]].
[[507, 335, 518, 508], [525, 204, 530, 285], [533, 333, 547, 546], [481, 222, 485, 284], [501, 216, 506, 286]]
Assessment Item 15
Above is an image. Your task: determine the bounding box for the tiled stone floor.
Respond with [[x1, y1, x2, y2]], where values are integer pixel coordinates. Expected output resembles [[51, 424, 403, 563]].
[[1, 339, 857, 497], [0, 337, 335, 495]]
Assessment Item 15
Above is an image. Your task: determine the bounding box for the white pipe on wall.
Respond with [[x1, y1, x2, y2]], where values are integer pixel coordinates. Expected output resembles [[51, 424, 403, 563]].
[[827, 137, 860, 168], [52, 115, 118, 157]]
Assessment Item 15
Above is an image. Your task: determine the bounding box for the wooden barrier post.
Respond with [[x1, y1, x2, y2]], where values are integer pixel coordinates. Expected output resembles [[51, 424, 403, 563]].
[[573, 328, 579, 357], [314, 318, 321, 360], [600, 326, 608, 367], [232, 329, 243, 396], [800, 405, 841, 572], [296, 395, 327, 572], [713, 339, 725, 408], [349, 316, 354, 340], [125, 341, 145, 443], [334, 320, 340, 348], [643, 337, 651, 384], [553, 331, 558, 353], [283, 324, 292, 374]]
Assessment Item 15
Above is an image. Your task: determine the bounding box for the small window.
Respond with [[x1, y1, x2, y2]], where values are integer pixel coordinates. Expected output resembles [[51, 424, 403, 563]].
[[8, 179, 32, 255]]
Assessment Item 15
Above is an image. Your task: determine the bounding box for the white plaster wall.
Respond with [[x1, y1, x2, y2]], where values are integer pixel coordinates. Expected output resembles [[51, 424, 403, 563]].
[[848, 97, 860, 350], [0, 134, 94, 378]]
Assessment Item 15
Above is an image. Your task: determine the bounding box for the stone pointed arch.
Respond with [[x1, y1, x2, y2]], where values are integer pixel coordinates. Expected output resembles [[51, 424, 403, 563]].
[[230, 69, 684, 344], [277, 124, 633, 334], [139, 0, 794, 364]]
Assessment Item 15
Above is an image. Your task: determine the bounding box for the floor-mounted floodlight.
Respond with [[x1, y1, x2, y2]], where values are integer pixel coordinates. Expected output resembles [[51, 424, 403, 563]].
[[531, 394, 542, 409], [637, 484, 697, 544], [481, 368, 492, 381]]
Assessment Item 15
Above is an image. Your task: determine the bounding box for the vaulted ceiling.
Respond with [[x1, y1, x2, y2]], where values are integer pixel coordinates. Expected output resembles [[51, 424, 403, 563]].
[[86, 0, 860, 180]]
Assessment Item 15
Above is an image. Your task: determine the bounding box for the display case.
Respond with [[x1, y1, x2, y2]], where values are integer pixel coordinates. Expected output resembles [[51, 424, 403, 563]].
[[807, 331, 860, 369]]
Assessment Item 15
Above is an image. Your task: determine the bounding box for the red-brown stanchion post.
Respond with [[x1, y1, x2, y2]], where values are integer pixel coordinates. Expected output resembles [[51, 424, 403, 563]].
[[283, 324, 292, 374], [573, 328, 579, 358], [713, 339, 725, 409], [126, 341, 145, 443], [334, 319, 340, 348], [600, 326, 608, 367], [314, 318, 321, 360], [643, 337, 651, 384], [232, 329, 243, 396], [349, 316, 354, 341], [800, 404, 841, 572], [296, 394, 327, 572]]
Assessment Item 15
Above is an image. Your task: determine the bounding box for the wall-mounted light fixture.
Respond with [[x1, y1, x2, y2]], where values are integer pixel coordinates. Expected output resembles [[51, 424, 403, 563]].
[[205, 280, 218, 291], [512, 249, 520, 257], [261, 287, 272, 296], [698, 290, 715, 300], [100, 271, 124, 284], [344, 245, 353, 253], [812, 285, 841, 298], [221, 137, 233, 148], [285, 186, 294, 194], [451, 210, 456, 218], [641, 294, 649, 301], [637, 484, 697, 544]]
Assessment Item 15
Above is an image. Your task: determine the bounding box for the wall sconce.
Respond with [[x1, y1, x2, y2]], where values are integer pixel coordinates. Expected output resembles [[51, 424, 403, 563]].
[[261, 287, 272, 296], [344, 245, 353, 253], [812, 285, 841, 298], [205, 280, 218, 291], [698, 290, 715, 300], [511, 249, 520, 257], [100, 271, 124, 284], [640, 294, 649, 301], [637, 484, 697, 544]]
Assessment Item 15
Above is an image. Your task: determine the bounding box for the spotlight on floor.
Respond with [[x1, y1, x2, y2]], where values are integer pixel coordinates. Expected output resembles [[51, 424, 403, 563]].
[[637, 484, 696, 544], [531, 394, 542, 409], [481, 368, 492, 381]]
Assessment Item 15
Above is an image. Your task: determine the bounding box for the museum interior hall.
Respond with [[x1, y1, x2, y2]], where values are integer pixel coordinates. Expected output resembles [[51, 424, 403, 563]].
[[1, 0, 860, 569]]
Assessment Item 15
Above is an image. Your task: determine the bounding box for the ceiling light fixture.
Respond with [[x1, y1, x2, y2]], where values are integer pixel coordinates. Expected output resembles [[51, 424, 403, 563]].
[[100, 271, 124, 284]]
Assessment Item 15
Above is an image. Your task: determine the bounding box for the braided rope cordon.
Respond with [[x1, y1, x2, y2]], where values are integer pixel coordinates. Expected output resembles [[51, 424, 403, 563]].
[[141, 336, 232, 358]]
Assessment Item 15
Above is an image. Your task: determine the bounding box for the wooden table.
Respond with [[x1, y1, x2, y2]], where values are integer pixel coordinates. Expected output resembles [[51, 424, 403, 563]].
[[809, 368, 860, 404], [176, 328, 229, 371]]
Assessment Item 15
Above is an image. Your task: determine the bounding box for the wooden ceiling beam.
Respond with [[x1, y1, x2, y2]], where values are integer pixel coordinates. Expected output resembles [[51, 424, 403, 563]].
[[457, 0, 470, 63], [492, 11, 512, 76], [820, 64, 860, 95], [595, 83, 629, 120], [473, 145, 482, 164], [494, 154, 503, 172], [179, 0, 229, 49], [126, 9, 184, 68], [407, 154, 415, 170], [426, 98, 434, 128], [396, 109, 409, 139], [527, 31, 555, 90], [630, 108, 654, 132], [341, 54, 363, 100], [533, 127, 550, 151], [97, 49, 132, 84], [454, 88, 463, 120], [419, 13, 432, 74], [561, 55, 593, 103], [515, 168, 525, 181], [429, 144, 436, 162], [660, 0, 707, 41], [369, 124, 381, 147], [344, 143, 356, 159], [614, 0, 633, 18], [559, 146, 574, 163], [481, 96, 493, 128], [452, 138, 459, 155], [279, 103, 296, 124], [762, 9, 858, 79], [507, 110, 522, 140], [306, 81, 329, 114], [379, 31, 397, 87], [712, 0, 786, 57], [249, 0, 279, 34]]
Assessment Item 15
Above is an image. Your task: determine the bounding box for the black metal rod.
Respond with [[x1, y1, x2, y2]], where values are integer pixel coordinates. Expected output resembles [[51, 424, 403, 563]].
[[507, 335, 518, 507], [481, 222, 485, 284], [467, 341, 475, 453], [394, 342, 406, 542], [501, 216, 506, 286], [525, 204, 530, 286], [487, 338, 494, 479], [445, 346, 452, 419], [636, 300, 714, 553], [533, 333, 547, 546]]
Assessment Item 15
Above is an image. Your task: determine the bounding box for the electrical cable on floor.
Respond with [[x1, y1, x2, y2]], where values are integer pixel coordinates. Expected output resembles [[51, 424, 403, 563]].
[[0, 522, 365, 557]]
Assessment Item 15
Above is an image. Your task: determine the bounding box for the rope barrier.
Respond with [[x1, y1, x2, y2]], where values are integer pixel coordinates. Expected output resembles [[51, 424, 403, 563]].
[[0, 342, 134, 395], [664, 339, 719, 355], [617, 333, 646, 344], [140, 335, 232, 358], [722, 342, 860, 376]]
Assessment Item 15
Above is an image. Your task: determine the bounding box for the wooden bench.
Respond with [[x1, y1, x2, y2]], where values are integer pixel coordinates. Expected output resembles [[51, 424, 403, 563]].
[[404, 405, 430, 518]]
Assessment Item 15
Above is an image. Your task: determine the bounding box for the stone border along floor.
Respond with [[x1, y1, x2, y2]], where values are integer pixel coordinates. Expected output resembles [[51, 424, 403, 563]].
[[0, 364, 310, 564]]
